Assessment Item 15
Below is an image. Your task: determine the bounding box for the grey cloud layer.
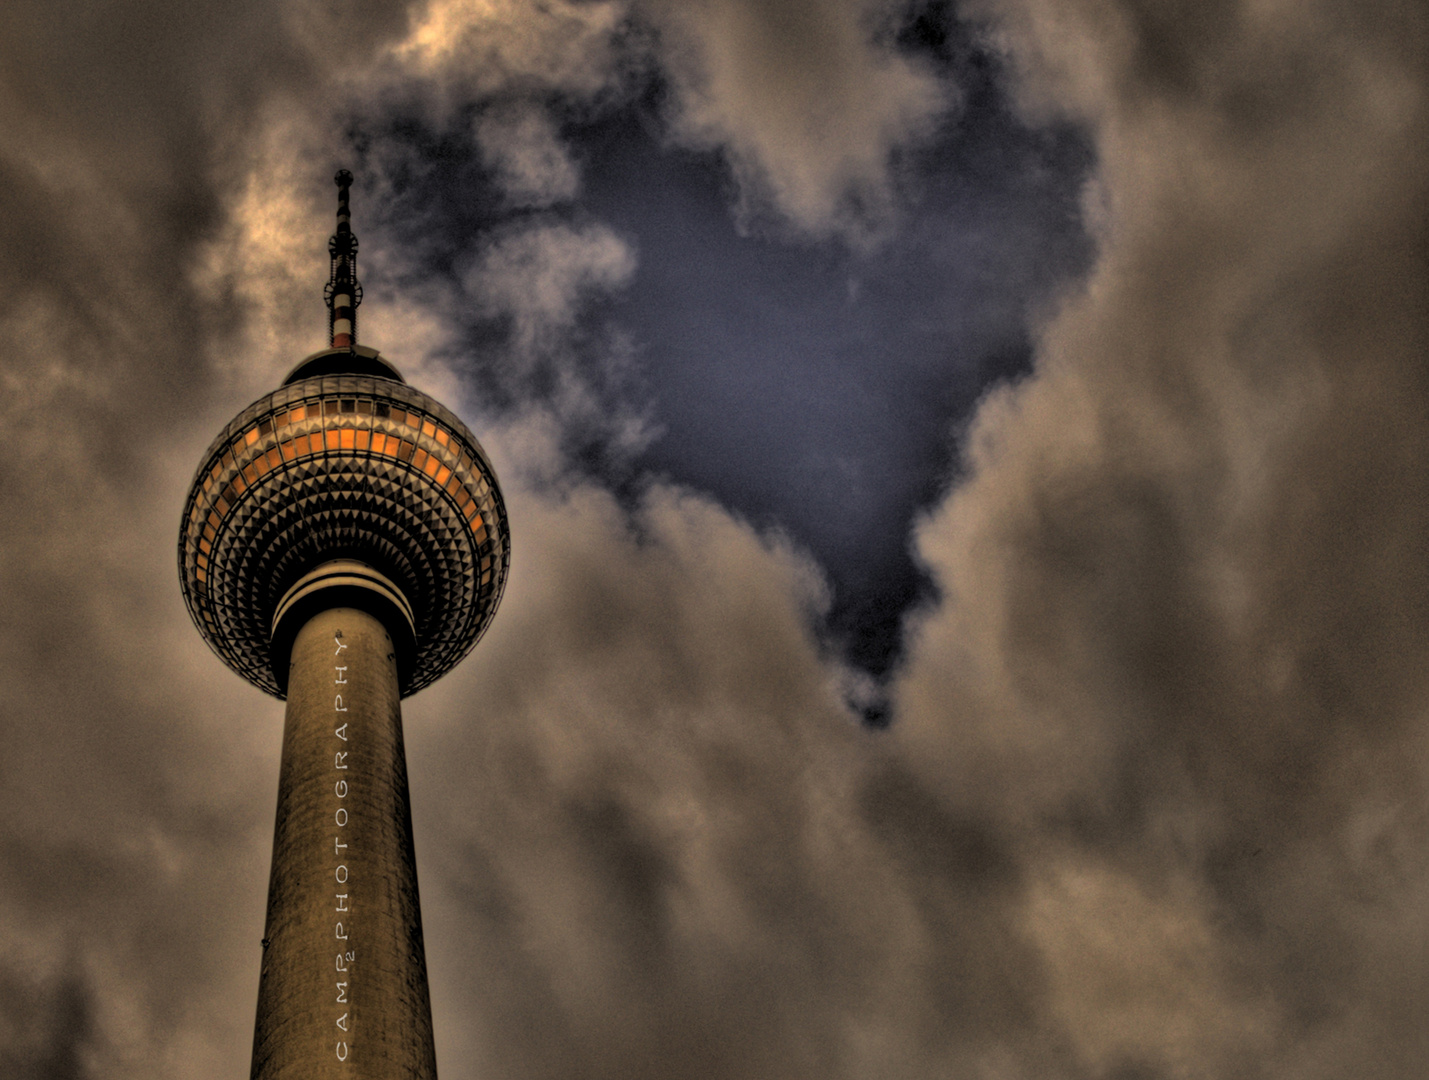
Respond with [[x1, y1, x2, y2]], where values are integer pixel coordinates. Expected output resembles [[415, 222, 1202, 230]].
[[0, 1, 1424, 1079]]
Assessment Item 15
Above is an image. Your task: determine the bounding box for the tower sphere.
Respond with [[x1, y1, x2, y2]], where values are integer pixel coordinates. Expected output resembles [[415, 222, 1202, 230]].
[[178, 344, 510, 697]]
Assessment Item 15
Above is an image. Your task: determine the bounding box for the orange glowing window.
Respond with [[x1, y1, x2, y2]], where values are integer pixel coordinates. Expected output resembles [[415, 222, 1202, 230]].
[[436, 428, 450, 447], [273, 411, 288, 428], [199, 538, 211, 555], [232, 475, 248, 495], [245, 427, 260, 446], [473, 524, 487, 542], [412, 448, 429, 470], [371, 433, 387, 454], [215, 498, 229, 516], [398, 441, 414, 462], [210, 463, 222, 481], [253, 456, 269, 477], [405, 412, 421, 428], [467, 507, 481, 523], [266, 448, 282, 469], [197, 553, 208, 569], [221, 451, 235, 470], [456, 489, 471, 508], [423, 456, 441, 478], [340, 429, 355, 450], [355, 430, 370, 451], [325, 430, 341, 451], [421, 420, 436, 437], [435, 465, 451, 485], [445, 475, 460, 496], [290, 405, 307, 423], [196, 567, 207, 583], [204, 520, 217, 537], [280, 439, 295, 461], [243, 463, 259, 484]]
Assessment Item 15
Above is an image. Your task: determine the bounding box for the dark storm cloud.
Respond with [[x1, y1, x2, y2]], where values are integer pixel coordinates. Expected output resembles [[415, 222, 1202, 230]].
[[1, 1, 1424, 1079], [0, 1, 422, 1075], [898, 0, 1429, 1075]]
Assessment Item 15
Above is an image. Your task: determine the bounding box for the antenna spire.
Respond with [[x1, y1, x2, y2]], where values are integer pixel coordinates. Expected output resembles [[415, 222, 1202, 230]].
[[325, 169, 363, 349]]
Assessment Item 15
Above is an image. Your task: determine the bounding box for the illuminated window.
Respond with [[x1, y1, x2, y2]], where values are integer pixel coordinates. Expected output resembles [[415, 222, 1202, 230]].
[[355, 430, 370, 451], [434, 428, 450, 447], [266, 448, 282, 470], [340, 429, 355, 450], [245, 427, 260, 446], [325, 430, 341, 451], [421, 420, 436, 437], [412, 448, 429, 470], [435, 465, 451, 486]]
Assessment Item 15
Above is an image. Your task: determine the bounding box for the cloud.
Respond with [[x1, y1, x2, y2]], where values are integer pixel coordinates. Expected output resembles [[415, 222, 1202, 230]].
[[0, 0, 1424, 1078], [642, 0, 951, 242], [463, 221, 637, 360], [391, 0, 633, 102], [474, 102, 583, 208], [894, 0, 1429, 1074]]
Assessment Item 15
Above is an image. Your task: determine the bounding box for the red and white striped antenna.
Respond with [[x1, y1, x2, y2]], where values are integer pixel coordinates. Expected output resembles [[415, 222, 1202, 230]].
[[325, 170, 363, 348]]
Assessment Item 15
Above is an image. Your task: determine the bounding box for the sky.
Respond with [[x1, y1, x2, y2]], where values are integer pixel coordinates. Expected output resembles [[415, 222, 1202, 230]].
[[0, 1, 1424, 1078]]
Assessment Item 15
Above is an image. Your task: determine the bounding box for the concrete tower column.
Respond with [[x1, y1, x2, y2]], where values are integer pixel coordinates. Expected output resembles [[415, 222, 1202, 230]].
[[180, 171, 508, 1079], [251, 605, 436, 1079]]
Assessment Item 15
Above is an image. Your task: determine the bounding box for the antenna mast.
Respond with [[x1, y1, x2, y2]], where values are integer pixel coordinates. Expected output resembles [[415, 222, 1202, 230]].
[[325, 169, 363, 348]]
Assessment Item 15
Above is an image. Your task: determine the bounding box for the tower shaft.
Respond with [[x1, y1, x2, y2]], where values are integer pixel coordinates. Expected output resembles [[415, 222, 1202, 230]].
[[252, 606, 437, 1080]]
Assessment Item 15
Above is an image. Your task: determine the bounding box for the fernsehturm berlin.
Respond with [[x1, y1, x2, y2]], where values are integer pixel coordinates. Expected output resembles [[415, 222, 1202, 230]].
[[178, 170, 510, 1078]]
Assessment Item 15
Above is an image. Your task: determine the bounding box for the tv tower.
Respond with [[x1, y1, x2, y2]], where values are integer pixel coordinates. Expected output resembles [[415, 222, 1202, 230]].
[[179, 170, 509, 1078]]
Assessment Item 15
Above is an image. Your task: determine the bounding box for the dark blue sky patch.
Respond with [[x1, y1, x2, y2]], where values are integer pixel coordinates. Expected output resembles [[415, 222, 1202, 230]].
[[343, 6, 1095, 696]]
